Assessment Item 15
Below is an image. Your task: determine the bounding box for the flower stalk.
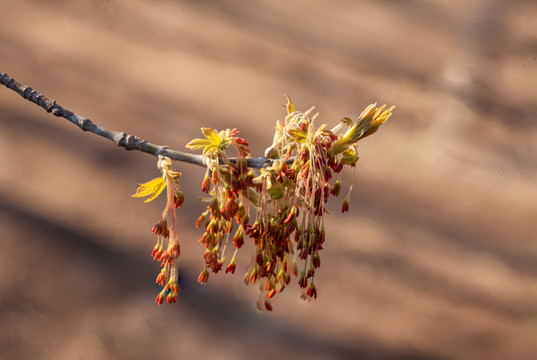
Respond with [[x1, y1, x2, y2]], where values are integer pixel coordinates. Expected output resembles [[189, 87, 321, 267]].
[[132, 156, 184, 305]]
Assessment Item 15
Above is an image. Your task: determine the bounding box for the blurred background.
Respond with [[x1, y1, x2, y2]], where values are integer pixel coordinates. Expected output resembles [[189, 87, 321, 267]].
[[1, 0, 536, 359]]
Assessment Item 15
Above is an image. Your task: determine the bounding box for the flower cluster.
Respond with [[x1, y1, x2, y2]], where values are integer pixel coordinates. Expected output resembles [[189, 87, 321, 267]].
[[133, 98, 393, 310], [186, 128, 253, 284], [132, 156, 184, 305], [243, 97, 394, 309]]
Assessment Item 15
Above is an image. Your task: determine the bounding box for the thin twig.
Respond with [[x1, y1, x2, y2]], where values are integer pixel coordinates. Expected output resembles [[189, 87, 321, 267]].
[[0, 72, 272, 169]]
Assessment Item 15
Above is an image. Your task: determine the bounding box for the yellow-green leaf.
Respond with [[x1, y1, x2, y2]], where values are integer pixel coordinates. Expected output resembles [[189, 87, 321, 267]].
[[132, 177, 166, 202], [268, 184, 284, 200], [341, 146, 359, 165], [288, 128, 307, 143], [285, 95, 295, 114], [201, 128, 222, 147], [186, 138, 211, 150]]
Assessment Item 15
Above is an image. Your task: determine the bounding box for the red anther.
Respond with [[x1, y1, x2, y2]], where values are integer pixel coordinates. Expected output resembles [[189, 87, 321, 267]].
[[267, 289, 276, 299], [235, 137, 249, 146], [155, 292, 165, 306], [202, 174, 211, 193], [226, 262, 236, 274], [198, 269, 209, 284]]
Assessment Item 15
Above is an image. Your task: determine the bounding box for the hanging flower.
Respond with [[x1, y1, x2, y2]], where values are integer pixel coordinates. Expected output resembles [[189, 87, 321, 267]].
[[133, 156, 184, 306], [187, 128, 254, 282]]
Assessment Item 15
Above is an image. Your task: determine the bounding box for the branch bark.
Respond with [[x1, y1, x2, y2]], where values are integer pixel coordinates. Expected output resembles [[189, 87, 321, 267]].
[[0, 72, 272, 169]]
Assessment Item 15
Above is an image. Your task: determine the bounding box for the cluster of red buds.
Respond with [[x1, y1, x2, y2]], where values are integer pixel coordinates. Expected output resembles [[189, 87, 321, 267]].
[[132, 156, 184, 305], [134, 98, 393, 310], [240, 98, 393, 309], [187, 128, 253, 283]]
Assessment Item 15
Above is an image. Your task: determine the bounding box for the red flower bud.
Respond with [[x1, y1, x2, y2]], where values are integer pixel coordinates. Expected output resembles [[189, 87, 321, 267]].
[[226, 198, 238, 216], [284, 208, 296, 224], [211, 262, 223, 273], [267, 289, 276, 299], [198, 269, 209, 284], [306, 283, 317, 299], [324, 167, 332, 181], [225, 186, 233, 199], [331, 180, 341, 197], [196, 212, 207, 229], [250, 268, 258, 285], [235, 204, 245, 223], [233, 226, 244, 248], [211, 169, 218, 185], [226, 262, 236, 274], [156, 269, 168, 286], [152, 219, 169, 237], [167, 291, 178, 304], [235, 137, 249, 147], [332, 161, 343, 173], [174, 191, 184, 208], [312, 252, 321, 269], [202, 173, 211, 193], [342, 197, 350, 213], [208, 198, 220, 218], [166, 280, 180, 294], [151, 244, 162, 259], [301, 162, 310, 179], [155, 292, 165, 306], [299, 271, 308, 288], [221, 209, 231, 221]]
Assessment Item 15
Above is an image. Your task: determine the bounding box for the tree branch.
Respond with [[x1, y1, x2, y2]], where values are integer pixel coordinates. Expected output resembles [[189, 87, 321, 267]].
[[0, 72, 272, 169]]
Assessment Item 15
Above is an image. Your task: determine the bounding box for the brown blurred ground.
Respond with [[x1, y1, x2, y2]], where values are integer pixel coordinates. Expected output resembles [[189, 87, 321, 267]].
[[1, 0, 536, 359]]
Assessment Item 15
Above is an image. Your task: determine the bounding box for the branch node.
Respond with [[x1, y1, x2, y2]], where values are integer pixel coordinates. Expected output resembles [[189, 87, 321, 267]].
[[261, 157, 272, 168], [156, 146, 169, 157], [23, 86, 34, 100], [51, 106, 64, 117], [30, 91, 41, 104], [81, 118, 94, 132], [117, 132, 140, 151]]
